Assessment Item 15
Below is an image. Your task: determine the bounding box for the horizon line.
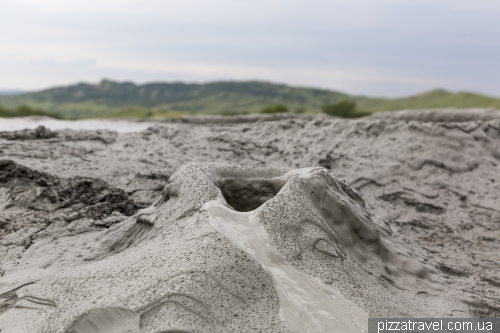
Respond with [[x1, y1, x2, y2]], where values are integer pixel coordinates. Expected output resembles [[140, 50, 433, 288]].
[[1, 79, 499, 100]]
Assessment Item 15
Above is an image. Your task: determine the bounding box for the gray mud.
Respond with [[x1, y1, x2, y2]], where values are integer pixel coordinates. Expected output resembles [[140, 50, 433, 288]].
[[0, 109, 499, 332], [369, 108, 500, 122]]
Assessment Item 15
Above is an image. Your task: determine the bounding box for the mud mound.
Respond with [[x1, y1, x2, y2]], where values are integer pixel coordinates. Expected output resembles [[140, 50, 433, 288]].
[[0, 163, 470, 333]]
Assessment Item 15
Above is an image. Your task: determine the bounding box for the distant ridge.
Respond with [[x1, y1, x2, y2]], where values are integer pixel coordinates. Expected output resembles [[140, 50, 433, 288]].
[[0, 89, 23, 96], [356, 89, 500, 112], [0, 80, 498, 119]]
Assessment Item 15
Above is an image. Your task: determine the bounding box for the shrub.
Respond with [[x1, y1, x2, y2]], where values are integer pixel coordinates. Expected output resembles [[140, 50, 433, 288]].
[[261, 103, 288, 114], [0, 106, 11, 117], [321, 100, 369, 118], [0, 104, 62, 119]]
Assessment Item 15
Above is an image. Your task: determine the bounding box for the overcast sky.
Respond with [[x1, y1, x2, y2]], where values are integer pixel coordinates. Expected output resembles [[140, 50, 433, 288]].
[[0, 0, 499, 97]]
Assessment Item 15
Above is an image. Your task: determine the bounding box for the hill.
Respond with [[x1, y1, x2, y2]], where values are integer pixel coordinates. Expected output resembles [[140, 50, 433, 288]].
[[0, 80, 499, 119], [0, 80, 348, 119], [356, 89, 500, 112]]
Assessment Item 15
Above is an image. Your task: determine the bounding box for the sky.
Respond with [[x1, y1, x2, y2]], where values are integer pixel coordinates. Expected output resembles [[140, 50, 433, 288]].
[[0, 0, 499, 97]]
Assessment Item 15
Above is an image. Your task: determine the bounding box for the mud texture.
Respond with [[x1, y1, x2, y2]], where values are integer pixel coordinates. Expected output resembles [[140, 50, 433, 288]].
[[370, 108, 500, 122], [0, 109, 499, 332], [0, 160, 139, 242]]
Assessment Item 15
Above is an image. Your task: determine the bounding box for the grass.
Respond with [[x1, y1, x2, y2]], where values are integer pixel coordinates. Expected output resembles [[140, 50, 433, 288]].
[[0, 105, 62, 119], [1, 80, 499, 120], [101, 106, 189, 118]]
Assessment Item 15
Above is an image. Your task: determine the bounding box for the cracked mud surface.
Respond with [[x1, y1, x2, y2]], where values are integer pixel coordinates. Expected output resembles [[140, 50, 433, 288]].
[[0, 110, 499, 332]]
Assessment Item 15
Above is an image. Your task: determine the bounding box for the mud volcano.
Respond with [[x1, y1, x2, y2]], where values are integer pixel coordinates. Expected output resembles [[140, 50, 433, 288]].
[[0, 163, 469, 333]]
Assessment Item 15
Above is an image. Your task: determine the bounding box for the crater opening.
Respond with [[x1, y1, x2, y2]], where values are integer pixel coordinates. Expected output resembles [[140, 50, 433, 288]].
[[216, 178, 287, 212]]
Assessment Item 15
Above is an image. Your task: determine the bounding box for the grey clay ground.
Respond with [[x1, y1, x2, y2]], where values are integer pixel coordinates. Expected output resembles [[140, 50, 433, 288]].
[[0, 109, 499, 332]]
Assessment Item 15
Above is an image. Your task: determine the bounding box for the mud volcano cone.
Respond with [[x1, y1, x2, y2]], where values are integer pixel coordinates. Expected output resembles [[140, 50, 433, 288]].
[[0, 163, 467, 333]]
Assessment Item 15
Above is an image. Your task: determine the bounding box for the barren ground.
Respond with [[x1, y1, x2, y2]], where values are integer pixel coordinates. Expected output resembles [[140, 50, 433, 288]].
[[0, 111, 499, 330]]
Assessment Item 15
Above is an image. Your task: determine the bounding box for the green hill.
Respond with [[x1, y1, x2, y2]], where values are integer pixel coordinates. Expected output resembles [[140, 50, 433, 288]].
[[0, 80, 498, 119], [0, 80, 348, 119], [356, 89, 500, 112]]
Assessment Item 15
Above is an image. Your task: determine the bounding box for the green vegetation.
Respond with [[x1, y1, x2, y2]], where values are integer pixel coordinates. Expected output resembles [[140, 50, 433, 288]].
[[0, 80, 347, 119], [293, 107, 306, 114], [220, 110, 250, 116], [261, 103, 288, 114], [356, 89, 500, 112], [321, 100, 369, 118], [0, 80, 499, 119], [102, 106, 188, 118], [0, 104, 61, 119]]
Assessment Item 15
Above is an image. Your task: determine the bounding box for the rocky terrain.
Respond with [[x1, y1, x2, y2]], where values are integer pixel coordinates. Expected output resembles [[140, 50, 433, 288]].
[[0, 109, 499, 332]]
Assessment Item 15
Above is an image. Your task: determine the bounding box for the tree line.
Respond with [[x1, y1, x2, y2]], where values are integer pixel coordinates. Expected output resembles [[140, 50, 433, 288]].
[[257, 100, 370, 118]]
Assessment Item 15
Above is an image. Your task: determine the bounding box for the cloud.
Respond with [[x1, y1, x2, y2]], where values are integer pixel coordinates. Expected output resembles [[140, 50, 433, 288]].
[[0, 0, 499, 96], [2, 55, 486, 97]]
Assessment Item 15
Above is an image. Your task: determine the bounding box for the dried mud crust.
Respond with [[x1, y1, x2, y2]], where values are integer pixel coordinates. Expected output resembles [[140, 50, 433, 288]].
[[0, 125, 118, 144], [369, 108, 500, 122], [0, 160, 141, 248], [0, 113, 498, 326]]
